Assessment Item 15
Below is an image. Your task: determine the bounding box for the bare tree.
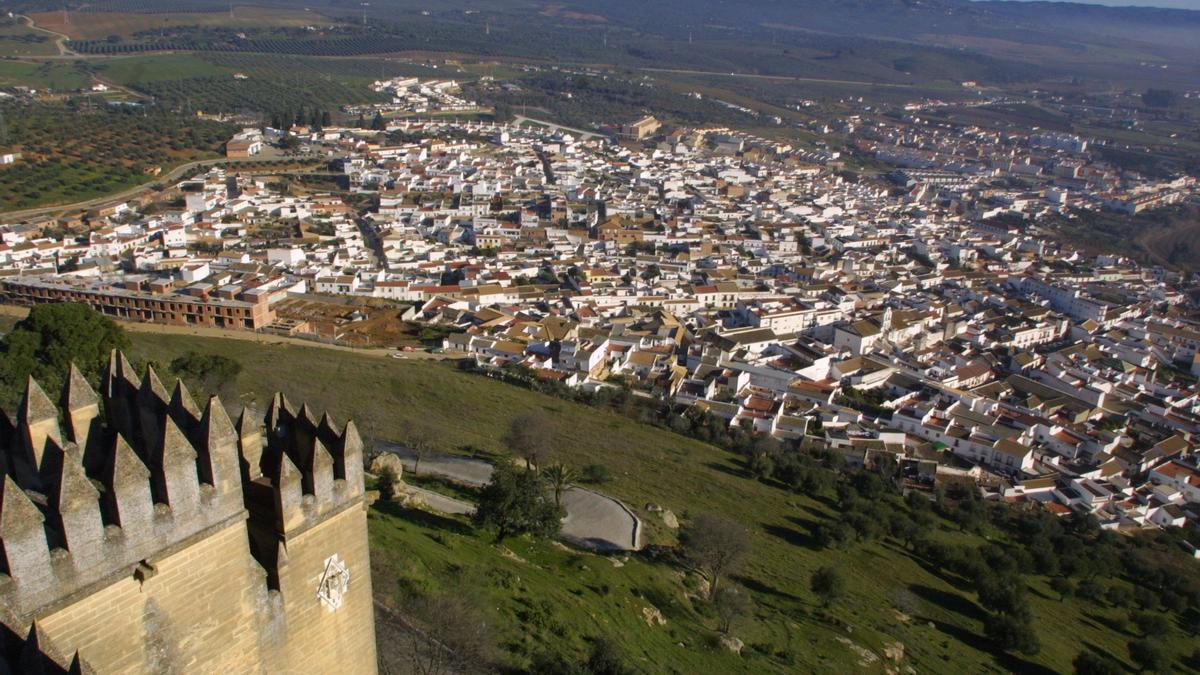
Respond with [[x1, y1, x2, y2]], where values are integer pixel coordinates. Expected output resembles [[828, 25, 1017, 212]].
[[406, 423, 437, 476], [678, 513, 751, 601], [377, 594, 495, 675], [503, 409, 556, 471], [713, 586, 753, 635]]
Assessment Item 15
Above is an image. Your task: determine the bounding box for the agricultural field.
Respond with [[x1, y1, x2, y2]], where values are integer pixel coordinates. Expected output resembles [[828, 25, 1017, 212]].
[[122, 330, 1200, 675], [0, 102, 234, 210], [92, 53, 226, 84], [27, 6, 337, 41], [0, 17, 60, 57], [0, 60, 92, 91], [85, 53, 441, 120]]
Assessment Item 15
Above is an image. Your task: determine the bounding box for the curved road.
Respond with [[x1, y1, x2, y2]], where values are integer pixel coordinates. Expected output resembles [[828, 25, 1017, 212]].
[[381, 445, 641, 552]]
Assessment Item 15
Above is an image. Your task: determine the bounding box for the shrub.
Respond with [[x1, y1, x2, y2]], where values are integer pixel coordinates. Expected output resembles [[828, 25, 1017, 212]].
[[581, 464, 614, 484]]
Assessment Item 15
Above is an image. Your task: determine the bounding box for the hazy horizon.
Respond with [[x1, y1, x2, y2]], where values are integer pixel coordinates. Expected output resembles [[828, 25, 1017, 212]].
[[983, 0, 1200, 9]]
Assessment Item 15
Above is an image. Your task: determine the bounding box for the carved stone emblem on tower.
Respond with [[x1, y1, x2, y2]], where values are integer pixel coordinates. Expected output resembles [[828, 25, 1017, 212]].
[[317, 554, 351, 612]]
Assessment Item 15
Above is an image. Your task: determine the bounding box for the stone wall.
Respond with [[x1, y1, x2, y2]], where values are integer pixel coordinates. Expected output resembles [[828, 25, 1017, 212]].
[[0, 352, 377, 673]]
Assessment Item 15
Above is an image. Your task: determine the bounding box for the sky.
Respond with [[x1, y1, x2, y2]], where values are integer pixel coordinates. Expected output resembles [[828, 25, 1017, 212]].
[[998, 0, 1200, 8]]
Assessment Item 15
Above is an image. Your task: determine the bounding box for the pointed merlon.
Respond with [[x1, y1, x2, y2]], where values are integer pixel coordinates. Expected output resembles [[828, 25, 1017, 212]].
[[18, 376, 59, 428], [340, 420, 364, 460], [169, 379, 202, 423], [237, 407, 259, 439], [304, 438, 335, 502], [70, 651, 98, 675], [198, 396, 238, 493], [0, 475, 51, 585], [16, 376, 62, 478], [62, 364, 99, 413], [274, 453, 305, 533], [102, 435, 153, 531], [105, 349, 138, 399], [236, 407, 264, 482], [144, 415, 201, 520], [1, 474, 45, 538], [296, 404, 319, 430], [159, 415, 198, 464], [39, 440, 102, 560], [339, 420, 365, 495], [20, 620, 69, 674], [316, 412, 340, 448], [138, 365, 170, 407], [201, 397, 238, 448]]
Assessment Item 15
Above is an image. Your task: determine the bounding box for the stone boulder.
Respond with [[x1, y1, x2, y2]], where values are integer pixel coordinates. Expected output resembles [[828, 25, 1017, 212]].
[[370, 452, 404, 479], [641, 605, 666, 627], [719, 635, 744, 654], [661, 509, 679, 529]]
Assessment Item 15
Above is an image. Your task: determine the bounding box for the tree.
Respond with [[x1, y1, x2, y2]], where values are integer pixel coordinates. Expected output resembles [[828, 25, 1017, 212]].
[[405, 424, 436, 476], [1073, 650, 1122, 675], [810, 566, 845, 608], [1132, 610, 1170, 636], [712, 586, 752, 634], [1142, 89, 1177, 108], [747, 451, 774, 480], [400, 594, 494, 675], [978, 576, 1029, 617], [1051, 576, 1076, 601], [1128, 638, 1171, 674], [581, 464, 613, 484], [0, 302, 130, 408], [678, 513, 751, 601], [542, 463, 577, 509], [371, 111, 386, 130], [473, 462, 562, 544], [1106, 584, 1133, 608], [377, 466, 399, 502], [984, 613, 1040, 655], [503, 410, 556, 471], [585, 637, 631, 675]]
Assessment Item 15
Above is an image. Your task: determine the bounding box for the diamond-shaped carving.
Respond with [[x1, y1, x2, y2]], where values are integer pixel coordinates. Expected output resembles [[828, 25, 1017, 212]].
[[317, 554, 351, 611]]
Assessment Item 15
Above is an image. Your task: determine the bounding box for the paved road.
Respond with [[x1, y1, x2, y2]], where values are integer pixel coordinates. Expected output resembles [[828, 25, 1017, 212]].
[[404, 485, 475, 516], [382, 444, 496, 485], [383, 446, 641, 551], [561, 487, 640, 552]]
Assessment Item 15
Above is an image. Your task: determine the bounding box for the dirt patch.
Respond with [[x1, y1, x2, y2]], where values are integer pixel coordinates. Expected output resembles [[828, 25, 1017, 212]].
[[539, 4, 608, 22]]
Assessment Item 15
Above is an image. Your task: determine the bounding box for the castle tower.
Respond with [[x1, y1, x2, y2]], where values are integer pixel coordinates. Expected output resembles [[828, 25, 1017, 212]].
[[0, 352, 377, 673]]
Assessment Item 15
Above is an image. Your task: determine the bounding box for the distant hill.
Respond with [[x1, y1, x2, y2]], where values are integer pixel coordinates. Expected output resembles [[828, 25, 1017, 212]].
[[8, 0, 1199, 87]]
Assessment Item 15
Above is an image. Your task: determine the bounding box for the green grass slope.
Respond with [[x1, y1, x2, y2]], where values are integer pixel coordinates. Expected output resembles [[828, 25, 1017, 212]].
[[125, 332, 1193, 673]]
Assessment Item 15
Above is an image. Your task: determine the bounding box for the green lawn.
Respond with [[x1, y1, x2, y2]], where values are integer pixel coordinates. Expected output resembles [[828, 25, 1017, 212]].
[[124, 331, 1197, 673], [94, 54, 227, 85], [0, 61, 90, 91]]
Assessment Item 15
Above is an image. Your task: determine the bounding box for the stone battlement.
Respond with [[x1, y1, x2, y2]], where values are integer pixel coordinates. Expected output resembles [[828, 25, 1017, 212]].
[[0, 351, 364, 624]]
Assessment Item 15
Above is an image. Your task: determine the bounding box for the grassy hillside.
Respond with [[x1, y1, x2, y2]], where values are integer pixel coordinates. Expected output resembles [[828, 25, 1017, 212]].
[[120, 330, 1198, 674]]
